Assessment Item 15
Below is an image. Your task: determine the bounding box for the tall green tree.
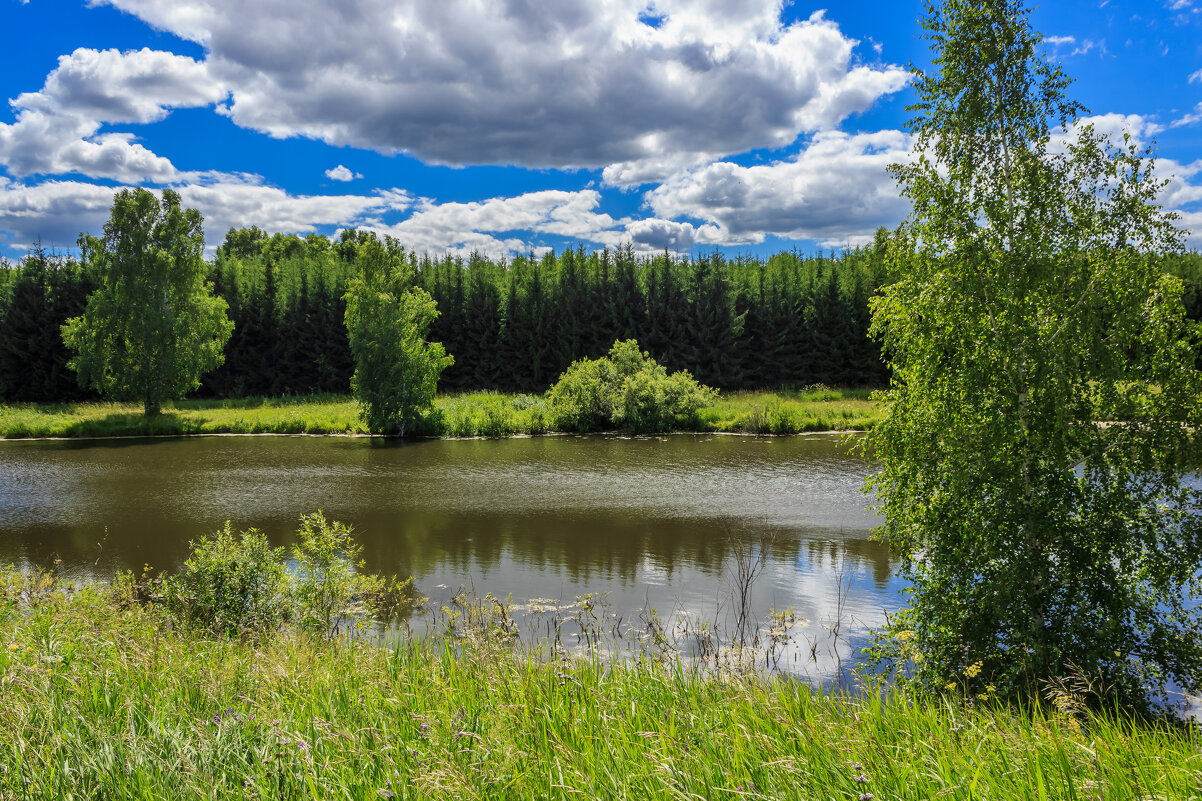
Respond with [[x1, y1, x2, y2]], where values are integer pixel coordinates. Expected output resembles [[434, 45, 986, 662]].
[[497, 253, 555, 392], [62, 188, 233, 415], [345, 237, 453, 435], [644, 251, 688, 373], [602, 244, 648, 346], [680, 255, 747, 387], [459, 253, 504, 389], [0, 245, 95, 402], [868, 0, 1202, 709]]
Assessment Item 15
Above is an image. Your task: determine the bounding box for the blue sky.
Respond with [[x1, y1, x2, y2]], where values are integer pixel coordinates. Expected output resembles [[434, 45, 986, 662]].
[[0, 0, 1199, 261]]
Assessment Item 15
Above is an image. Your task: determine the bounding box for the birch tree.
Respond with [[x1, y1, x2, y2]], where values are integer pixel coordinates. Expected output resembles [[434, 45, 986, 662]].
[[869, 0, 1202, 709]]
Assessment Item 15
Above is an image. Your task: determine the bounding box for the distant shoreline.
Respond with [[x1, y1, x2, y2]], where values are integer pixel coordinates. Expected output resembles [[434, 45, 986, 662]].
[[0, 389, 880, 440]]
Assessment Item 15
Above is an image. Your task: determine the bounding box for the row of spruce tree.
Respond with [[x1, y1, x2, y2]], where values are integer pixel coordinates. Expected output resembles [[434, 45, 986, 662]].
[[3, 228, 1200, 403]]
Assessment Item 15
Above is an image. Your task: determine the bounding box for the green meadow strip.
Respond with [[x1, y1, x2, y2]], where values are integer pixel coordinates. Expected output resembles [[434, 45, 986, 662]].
[[0, 389, 880, 439]]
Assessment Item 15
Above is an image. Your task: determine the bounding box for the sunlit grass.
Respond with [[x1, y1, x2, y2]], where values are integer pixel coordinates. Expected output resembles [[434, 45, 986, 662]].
[[0, 389, 881, 439], [1, 573, 1197, 800], [431, 391, 553, 437], [0, 395, 366, 438], [699, 387, 881, 434]]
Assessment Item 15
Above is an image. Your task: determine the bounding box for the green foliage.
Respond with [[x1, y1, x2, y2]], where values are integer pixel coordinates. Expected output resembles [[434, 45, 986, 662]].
[[868, 0, 1202, 709], [202, 229, 357, 397], [548, 339, 718, 432], [163, 523, 290, 637], [291, 511, 375, 638], [61, 188, 233, 415], [10, 231, 901, 401], [159, 513, 416, 640], [0, 245, 96, 402], [345, 237, 453, 434]]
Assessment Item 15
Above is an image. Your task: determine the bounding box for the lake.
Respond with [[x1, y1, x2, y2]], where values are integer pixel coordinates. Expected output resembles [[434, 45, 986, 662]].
[[0, 432, 898, 682]]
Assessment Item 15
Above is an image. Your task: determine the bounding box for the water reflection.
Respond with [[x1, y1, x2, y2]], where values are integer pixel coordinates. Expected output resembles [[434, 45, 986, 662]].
[[0, 433, 900, 682]]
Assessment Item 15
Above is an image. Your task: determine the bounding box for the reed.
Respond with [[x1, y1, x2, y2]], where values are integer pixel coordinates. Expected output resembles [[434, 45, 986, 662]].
[[0, 567, 1197, 800]]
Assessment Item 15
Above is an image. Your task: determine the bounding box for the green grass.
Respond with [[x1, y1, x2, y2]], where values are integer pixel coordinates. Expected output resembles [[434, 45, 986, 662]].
[[0, 388, 881, 439], [0, 395, 364, 438], [1, 571, 1197, 800], [699, 387, 881, 434]]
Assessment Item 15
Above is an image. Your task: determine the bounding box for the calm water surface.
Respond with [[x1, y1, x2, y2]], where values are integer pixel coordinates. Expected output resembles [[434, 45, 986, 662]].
[[0, 433, 898, 680]]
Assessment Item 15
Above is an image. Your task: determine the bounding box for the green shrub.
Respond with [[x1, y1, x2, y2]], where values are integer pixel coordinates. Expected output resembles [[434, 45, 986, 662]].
[[161, 513, 422, 640], [547, 356, 619, 432], [548, 340, 718, 433], [163, 523, 289, 637], [292, 511, 379, 638]]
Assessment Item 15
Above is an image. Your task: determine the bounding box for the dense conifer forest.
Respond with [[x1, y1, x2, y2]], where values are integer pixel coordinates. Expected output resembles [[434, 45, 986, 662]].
[[2, 227, 1200, 403]]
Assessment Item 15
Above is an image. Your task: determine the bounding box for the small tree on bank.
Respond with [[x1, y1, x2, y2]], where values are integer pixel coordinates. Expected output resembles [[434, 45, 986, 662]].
[[869, 0, 1202, 709], [345, 237, 452, 435], [62, 188, 233, 415]]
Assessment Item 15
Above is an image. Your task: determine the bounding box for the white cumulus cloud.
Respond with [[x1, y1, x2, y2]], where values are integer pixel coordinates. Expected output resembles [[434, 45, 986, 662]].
[[369, 190, 626, 256], [324, 165, 362, 182], [1177, 209, 1202, 248], [91, 0, 908, 175], [0, 176, 412, 252], [0, 48, 226, 183], [615, 217, 724, 251], [644, 129, 913, 247], [1050, 115, 1202, 230]]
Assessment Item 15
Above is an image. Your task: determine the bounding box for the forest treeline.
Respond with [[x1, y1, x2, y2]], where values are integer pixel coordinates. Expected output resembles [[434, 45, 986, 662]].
[[2, 227, 1200, 403]]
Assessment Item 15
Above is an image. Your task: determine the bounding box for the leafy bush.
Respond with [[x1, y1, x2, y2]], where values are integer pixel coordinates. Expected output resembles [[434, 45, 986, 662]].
[[548, 340, 718, 433], [163, 523, 289, 637], [161, 513, 421, 639], [292, 511, 379, 638]]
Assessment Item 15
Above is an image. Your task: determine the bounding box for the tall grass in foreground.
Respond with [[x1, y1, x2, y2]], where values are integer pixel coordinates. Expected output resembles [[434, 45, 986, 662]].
[[1, 570, 1198, 800], [0, 388, 881, 439]]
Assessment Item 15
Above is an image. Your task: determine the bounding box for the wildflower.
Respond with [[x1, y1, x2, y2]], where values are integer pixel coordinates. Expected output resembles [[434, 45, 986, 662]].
[[7, 643, 19, 651], [859, 794, 875, 801], [853, 774, 870, 785], [964, 661, 983, 678]]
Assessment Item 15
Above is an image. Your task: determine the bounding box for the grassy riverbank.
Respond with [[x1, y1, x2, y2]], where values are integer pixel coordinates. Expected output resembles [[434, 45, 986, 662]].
[[2, 574, 1198, 800], [0, 388, 880, 439]]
